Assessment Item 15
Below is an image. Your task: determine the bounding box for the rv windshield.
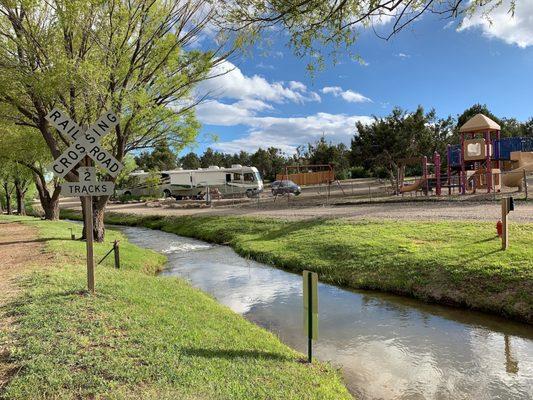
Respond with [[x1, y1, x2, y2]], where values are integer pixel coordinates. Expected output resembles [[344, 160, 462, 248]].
[[254, 171, 262, 183], [244, 172, 255, 182]]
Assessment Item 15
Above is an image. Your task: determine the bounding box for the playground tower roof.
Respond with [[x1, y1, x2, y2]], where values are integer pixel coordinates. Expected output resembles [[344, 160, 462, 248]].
[[459, 113, 501, 132]]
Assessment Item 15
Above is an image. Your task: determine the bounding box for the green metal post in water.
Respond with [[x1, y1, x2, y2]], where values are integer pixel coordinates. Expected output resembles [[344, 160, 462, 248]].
[[303, 270, 318, 363]]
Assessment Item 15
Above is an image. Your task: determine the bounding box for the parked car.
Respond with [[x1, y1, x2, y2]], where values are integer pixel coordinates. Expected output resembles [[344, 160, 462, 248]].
[[270, 180, 301, 196]]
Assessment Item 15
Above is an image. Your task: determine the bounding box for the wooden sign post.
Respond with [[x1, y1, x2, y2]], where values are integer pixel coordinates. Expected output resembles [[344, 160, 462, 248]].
[[501, 196, 514, 250], [303, 270, 318, 363], [46, 109, 123, 293]]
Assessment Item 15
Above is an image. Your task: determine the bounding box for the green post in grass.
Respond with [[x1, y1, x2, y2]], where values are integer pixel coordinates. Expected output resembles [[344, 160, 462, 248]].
[[303, 270, 318, 363]]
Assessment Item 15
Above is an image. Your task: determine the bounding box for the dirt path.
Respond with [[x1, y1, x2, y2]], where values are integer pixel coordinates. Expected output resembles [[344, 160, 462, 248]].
[[0, 222, 50, 391]]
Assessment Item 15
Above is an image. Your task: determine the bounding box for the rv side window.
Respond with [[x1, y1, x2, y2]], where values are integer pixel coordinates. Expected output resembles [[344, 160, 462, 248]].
[[244, 173, 254, 182], [226, 174, 231, 183], [233, 173, 242, 181]]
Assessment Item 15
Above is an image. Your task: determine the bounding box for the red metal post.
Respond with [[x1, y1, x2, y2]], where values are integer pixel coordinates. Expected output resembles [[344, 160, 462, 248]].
[[434, 152, 441, 196], [460, 133, 466, 194], [495, 130, 501, 169], [447, 144, 452, 195], [423, 156, 429, 195], [485, 131, 492, 193]]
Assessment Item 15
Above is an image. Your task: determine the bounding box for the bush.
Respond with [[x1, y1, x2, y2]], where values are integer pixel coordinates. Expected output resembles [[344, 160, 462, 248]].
[[117, 194, 142, 203], [372, 167, 389, 179], [335, 169, 351, 180], [349, 166, 370, 179]]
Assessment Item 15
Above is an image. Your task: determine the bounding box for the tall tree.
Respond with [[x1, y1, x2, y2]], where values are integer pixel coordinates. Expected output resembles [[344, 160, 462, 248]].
[[0, 0, 240, 241], [135, 139, 178, 172], [351, 106, 444, 186], [0, 123, 60, 219], [303, 137, 350, 178], [200, 147, 226, 168], [180, 152, 202, 169]]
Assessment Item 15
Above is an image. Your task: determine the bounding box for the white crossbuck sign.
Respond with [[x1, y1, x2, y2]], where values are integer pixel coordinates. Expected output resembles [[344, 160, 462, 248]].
[[46, 108, 124, 196]]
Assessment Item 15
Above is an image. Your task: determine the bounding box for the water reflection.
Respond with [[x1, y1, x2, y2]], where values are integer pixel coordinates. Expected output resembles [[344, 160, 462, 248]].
[[120, 225, 533, 400]]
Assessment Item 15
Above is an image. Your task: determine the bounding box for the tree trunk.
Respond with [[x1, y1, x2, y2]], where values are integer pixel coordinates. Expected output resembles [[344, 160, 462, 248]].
[[80, 196, 107, 243], [14, 179, 27, 215], [3, 182, 12, 215], [93, 201, 106, 242], [34, 171, 60, 220]]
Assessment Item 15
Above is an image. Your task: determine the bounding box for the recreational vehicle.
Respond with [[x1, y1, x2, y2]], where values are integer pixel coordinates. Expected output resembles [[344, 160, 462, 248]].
[[116, 165, 263, 199]]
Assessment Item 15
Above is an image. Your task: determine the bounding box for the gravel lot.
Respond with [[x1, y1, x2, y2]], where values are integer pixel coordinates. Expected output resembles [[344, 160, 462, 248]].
[[59, 198, 533, 223]]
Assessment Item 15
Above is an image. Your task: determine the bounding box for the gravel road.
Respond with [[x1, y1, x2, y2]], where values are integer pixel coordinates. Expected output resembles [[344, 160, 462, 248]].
[[59, 198, 533, 223]]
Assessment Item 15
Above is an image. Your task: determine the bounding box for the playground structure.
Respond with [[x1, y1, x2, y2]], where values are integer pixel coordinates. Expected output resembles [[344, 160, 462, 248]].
[[397, 113, 533, 197], [397, 153, 441, 195]]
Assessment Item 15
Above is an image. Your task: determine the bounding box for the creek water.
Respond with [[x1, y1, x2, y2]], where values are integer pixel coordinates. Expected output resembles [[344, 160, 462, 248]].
[[119, 225, 533, 400]]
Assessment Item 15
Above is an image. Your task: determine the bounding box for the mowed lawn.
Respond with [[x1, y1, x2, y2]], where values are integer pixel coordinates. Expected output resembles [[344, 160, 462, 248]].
[[0, 216, 351, 400], [83, 212, 533, 323]]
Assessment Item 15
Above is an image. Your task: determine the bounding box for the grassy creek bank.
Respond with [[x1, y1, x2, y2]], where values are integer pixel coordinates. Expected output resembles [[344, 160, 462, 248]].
[[61, 210, 533, 324], [0, 215, 351, 400]]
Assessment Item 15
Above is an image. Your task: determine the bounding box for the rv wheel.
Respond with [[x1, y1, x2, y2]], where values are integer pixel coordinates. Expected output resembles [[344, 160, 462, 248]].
[[163, 189, 172, 198]]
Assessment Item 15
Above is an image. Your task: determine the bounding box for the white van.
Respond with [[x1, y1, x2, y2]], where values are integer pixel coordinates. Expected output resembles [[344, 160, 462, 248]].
[[116, 165, 263, 199]]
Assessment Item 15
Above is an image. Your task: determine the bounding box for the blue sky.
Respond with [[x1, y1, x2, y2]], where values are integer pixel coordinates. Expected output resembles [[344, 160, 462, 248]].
[[190, 2, 533, 156]]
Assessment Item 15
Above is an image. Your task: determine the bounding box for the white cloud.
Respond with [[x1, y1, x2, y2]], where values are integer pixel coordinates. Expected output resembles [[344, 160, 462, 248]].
[[195, 63, 371, 154], [322, 86, 343, 95], [256, 62, 275, 70], [397, 52, 410, 58], [459, 0, 533, 48], [288, 81, 306, 91], [200, 106, 373, 153], [321, 86, 372, 103], [197, 61, 320, 104]]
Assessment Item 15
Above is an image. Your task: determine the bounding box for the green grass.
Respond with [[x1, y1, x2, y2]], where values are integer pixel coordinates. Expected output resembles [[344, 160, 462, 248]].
[[0, 215, 351, 400], [61, 210, 533, 323]]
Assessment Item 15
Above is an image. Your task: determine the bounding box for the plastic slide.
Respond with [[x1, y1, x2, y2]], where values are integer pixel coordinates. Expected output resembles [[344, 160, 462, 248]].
[[400, 178, 426, 193], [502, 152, 533, 188]]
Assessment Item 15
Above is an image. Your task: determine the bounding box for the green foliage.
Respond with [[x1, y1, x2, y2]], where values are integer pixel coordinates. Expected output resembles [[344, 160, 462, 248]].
[[299, 137, 350, 174], [115, 155, 138, 189], [349, 166, 370, 179], [180, 152, 202, 170], [217, 0, 510, 71], [351, 106, 454, 184], [135, 139, 178, 172], [0, 216, 351, 399], [144, 171, 163, 198]]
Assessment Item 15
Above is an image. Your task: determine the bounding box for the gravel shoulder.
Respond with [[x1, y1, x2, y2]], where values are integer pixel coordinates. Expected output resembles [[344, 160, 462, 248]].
[[59, 198, 533, 223]]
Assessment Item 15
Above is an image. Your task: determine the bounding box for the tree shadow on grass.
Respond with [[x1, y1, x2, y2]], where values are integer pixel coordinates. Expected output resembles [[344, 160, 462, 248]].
[[470, 236, 499, 245], [2, 289, 89, 318], [182, 347, 293, 362], [462, 249, 502, 263], [0, 238, 70, 246], [254, 219, 329, 241]]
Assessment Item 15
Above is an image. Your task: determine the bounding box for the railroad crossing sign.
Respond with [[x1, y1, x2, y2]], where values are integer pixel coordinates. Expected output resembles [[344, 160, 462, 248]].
[[46, 108, 123, 179], [45, 108, 123, 294], [60, 166, 114, 197]]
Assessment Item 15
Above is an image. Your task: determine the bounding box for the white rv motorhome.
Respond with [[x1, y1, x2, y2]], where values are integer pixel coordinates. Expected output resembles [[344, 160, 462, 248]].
[[116, 165, 263, 199], [115, 170, 173, 198]]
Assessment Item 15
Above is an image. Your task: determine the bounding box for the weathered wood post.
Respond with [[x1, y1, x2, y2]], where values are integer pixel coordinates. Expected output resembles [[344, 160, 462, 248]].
[[114, 240, 120, 269]]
